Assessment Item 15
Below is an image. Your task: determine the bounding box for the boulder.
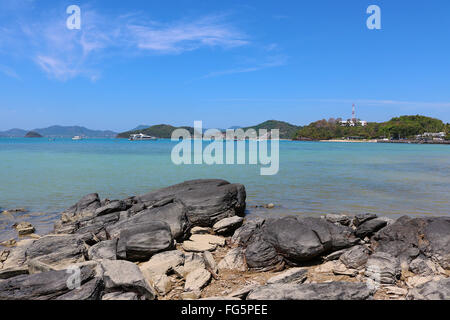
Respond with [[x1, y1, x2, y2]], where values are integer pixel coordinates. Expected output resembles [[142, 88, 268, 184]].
[[0, 265, 96, 300], [136, 201, 189, 240], [88, 240, 117, 260], [247, 282, 374, 300], [407, 278, 450, 300], [26, 234, 88, 273], [184, 268, 211, 292], [373, 216, 450, 268], [231, 217, 265, 245], [339, 245, 370, 270], [244, 235, 281, 270], [100, 259, 156, 300], [267, 268, 308, 284], [136, 179, 246, 227], [365, 252, 401, 285], [409, 257, 434, 276], [116, 221, 174, 261], [247, 216, 358, 267], [355, 218, 387, 238], [213, 216, 244, 235]]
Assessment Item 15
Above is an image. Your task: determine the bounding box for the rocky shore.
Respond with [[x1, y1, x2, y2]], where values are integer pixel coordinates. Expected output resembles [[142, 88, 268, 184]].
[[0, 179, 449, 300]]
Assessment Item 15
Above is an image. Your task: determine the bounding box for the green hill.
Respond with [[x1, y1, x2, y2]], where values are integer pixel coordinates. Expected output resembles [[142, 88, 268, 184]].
[[117, 124, 195, 139], [295, 115, 448, 140], [242, 120, 301, 139]]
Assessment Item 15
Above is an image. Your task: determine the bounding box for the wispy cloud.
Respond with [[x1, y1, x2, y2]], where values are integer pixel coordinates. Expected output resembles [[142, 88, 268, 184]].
[[128, 15, 248, 54], [0, 8, 250, 81]]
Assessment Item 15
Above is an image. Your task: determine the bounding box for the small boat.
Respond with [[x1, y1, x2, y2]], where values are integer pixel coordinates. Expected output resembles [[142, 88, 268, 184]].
[[72, 136, 82, 140], [129, 133, 157, 141]]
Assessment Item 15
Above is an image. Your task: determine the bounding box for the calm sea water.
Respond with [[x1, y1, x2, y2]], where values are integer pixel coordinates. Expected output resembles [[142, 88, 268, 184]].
[[0, 138, 449, 241]]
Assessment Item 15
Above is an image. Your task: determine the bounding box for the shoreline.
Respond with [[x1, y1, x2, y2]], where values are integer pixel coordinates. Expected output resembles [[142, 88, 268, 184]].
[[0, 179, 449, 300]]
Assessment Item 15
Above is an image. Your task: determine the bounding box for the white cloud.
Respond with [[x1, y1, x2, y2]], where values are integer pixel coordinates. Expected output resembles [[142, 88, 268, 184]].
[[0, 8, 251, 80], [128, 15, 248, 54]]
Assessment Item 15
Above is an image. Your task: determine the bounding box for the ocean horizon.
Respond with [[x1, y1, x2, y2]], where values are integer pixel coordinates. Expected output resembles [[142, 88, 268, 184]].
[[1, 137, 449, 242]]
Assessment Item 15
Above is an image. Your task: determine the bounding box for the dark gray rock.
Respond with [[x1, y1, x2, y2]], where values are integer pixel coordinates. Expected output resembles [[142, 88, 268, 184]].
[[94, 200, 128, 217], [116, 221, 174, 261], [137, 201, 189, 240], [55, 277, 104, 300], [407, 278, 450, 300], [26, 235, 89, 272], [88, 240, 117, 260], [353, 213, 377, 227], [422, 217, 450, 269], [372, 216, 450, 269], [247, 282, 374, 300], [0, 265, 96, 300], [372, 216, 422, 264], [409, 257, 434, 276], [244, 234, 282, 270], [60, 193, 101, 223], [231, 217, 265, 245], [339, 245, 370, 269], [325, 214, 351, 226], [136, 179, 246, 227], [355, 218, 387, 238]]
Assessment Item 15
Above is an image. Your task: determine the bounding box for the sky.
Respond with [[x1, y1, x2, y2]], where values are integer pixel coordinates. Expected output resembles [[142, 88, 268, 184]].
[[0, 0, 450, 132]]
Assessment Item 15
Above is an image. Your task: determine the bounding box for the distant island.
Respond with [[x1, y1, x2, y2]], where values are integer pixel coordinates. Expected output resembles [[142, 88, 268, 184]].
[[294, 115, 450, 142], [24, 131, 43, 138], [0, 125, 117, 138], [117, 120, 301, 140]]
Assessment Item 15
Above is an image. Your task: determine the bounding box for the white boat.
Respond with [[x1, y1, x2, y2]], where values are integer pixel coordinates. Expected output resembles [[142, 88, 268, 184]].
[[129, 133, 157, 141], [72, 136, 82, 140]]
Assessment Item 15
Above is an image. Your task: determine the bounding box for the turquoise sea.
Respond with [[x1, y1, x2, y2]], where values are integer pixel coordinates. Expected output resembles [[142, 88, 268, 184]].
[[0, 138, 449, 241]]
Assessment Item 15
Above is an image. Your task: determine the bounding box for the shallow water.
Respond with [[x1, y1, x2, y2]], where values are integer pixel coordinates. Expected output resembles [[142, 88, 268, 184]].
[[0, 138, 449, 241]]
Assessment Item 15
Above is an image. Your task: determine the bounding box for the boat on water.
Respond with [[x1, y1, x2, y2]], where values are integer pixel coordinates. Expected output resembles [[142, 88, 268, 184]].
[[72, 136, 83, 140], [129, 133, 157, 141]]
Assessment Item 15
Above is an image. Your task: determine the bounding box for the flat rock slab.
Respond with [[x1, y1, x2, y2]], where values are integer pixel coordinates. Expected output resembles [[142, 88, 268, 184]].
[[213, 216, 244, 235], [247, 282, 374, 300], [100, 259, 156, 300], [267, 268, 308, 284], [140, 250, 184, 278], [184, 268, 211, 292], [218, 248, 247, 272], [182, 241, 216, 252]]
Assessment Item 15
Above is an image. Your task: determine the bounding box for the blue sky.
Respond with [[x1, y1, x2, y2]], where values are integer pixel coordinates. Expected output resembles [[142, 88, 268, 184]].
[[1, 0, 450, 131]]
